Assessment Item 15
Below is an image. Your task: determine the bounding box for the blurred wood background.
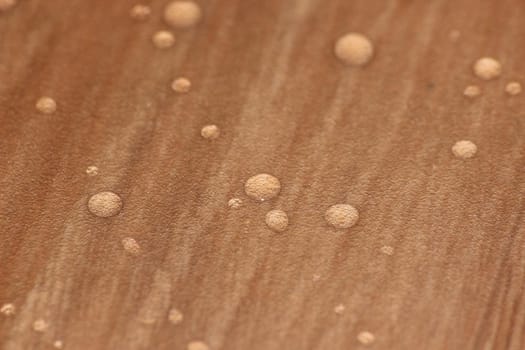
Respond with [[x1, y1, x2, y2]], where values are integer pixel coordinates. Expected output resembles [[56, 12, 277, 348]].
[[1, 0, 524, 349]]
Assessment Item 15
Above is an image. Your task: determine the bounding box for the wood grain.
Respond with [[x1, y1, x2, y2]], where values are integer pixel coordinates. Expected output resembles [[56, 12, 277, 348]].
[[1, 0, 525, 349]]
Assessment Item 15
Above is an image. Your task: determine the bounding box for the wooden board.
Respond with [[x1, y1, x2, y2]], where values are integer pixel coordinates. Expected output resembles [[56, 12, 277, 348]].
[[1, 0, 524, 349]]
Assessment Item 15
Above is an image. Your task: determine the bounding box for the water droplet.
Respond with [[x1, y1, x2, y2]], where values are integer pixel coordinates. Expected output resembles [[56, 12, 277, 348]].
[[168, 308, 183, 324], [152, 31, 175, 49], [357, 331, 375, 345], [334, 33, 374, 66], [164, 1, 202, 29], [200, 124, 220, 140], [244, 174, 281, 202], [122, 237, 140, 255], [130, 4, 151, 20], [473, 57, 501, 80], [36, 97, 57, 114], [325, 204, 359, 229], [463, 85, 481, 98], [334, 304, 345, 314], [85, 166, 99, 176], [187, 341, 209, 350], [88, 191, 123, 218], [380, 245, 394, 255], [452, 140, 477, 159], [0, 0, 16, 11], [53, 340, 64, 349], [505, 81, 522, 96], [228, 198, 242, 209], [0, 303, 15, 316], [312, 274, 321, 282], [32, 319, 48, 332], [265, 209, 288, 232], [172, 77, 191, 93]]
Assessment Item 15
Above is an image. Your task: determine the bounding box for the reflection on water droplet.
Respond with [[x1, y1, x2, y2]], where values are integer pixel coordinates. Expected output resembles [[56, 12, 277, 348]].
[[334, 33, 374, 66], [168, 308, 183, 324], [244, 174, 281, 202], [88, 191, 123, 218], [265, 209, 288, 232], [228, 198, 242, 209], [0, 303, 15, 316], [325, 204, 359, 229], [32, 319, 48, 332], [334, 304, 345, 314], [357, 331, 375, 345], [164, 1, 202, 29]]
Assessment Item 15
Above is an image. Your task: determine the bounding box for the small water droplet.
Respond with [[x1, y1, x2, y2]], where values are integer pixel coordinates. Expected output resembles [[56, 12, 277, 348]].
[[505, 81, 522, 96], [122, 237, 140, 255], [130, 4, 151, 20], [228, 198, 242, 209], [265, 209, 288, 232], [200, 125, 220, 140], [53, 340, 64, 349], [334, 304, 345, 314], [312, 274, 321, 282], [0, 303, 15, 316], [36, 97, 57, 114], [473, 57, 501, 80], [452, 140, 477, 159], [380, 246, 394, 255], [244, 174, 281, 202], [172, 77, 191, 93], [187, 341, 209, 350], [164, 1, 202, 29], [152, 31, 175, 49], [357, 331, 375, 345], [334, 33, 374, 66], [463, 85, 481, 98], [168, 308, 183, 324], [85, 166, 99, 176], [88, 191, 123, 218], [325, 204, 359, 229], [32, 319, 48, 332]]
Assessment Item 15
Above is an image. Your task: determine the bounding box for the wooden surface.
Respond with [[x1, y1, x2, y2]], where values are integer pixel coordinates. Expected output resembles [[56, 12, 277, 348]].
[[1, 0, 525, 349]]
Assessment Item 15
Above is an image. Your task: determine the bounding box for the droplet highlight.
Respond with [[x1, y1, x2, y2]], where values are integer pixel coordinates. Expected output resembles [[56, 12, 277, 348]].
[[244, 173, 281, 202], [187, 341, 209, 350], [200, 124, 220, 140], [463, 85, 481, 98], [85, 166, 99, 176], [325, 204, 359, 229], [152, 30, 175, 49], [36, 97, 57, 114], [0, 303, 15, 316], [130, 4, 151, 20], [452, 140, 477, 159], [168, 308, 183, 324], [265, 209, 288, 232], [228, 198, 242, 209], [172, 77, 191, 93], [122, 237, 140, 255], [88, 191, 123, 218], [505, 81, 522, 96], [32, 319, 48, 332], [164, 1, 202, 29], [334, 304, 345, 314], [473, 57, 501, 80], [334, 33, 374, 66], [357, 331, 375, 345]]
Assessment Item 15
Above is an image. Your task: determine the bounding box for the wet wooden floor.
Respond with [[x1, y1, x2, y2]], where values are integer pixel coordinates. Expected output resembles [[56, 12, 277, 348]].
[[1, 0, 524, 349]]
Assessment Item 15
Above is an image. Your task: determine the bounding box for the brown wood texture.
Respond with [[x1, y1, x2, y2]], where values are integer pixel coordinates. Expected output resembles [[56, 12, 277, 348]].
[[1, 0, 525, 349]]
